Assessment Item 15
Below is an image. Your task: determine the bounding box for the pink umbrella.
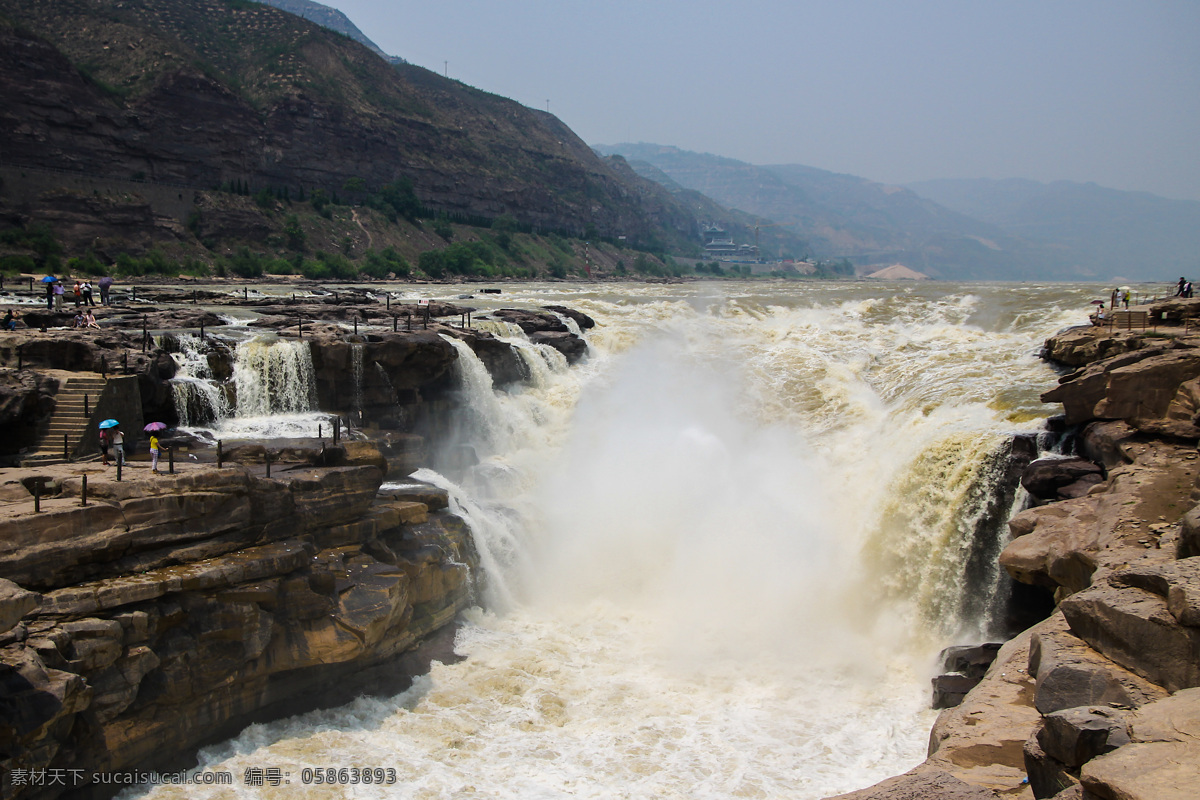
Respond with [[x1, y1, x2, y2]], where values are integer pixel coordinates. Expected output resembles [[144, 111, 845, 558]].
[[143, 422, 168, 432]]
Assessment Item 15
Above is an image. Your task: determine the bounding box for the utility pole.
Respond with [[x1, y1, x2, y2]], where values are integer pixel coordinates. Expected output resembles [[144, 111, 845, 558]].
[[444, 61, 448, 77]]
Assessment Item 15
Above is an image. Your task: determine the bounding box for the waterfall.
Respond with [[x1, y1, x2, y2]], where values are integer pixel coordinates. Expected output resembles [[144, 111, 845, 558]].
[[167, 334, 229, 426], [232, 336, 316, 417], [134, 283, 1093, 800]]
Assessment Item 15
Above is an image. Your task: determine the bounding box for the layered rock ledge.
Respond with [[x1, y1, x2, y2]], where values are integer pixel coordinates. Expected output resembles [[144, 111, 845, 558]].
[[833, 323, 1200, 800], [0, 450, 476, 800]]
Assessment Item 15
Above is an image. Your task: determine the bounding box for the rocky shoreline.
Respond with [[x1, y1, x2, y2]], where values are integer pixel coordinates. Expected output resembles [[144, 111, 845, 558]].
[[0, 292, 594, 799], [835, 321, 1200, 800]]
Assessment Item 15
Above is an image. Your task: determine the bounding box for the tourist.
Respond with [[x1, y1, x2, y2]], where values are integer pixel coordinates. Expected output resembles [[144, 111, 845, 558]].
[[82, 280, 96, 307], [149, 433, 160, 474], [73, 311, 86, 328], [73, 281, 82, 307], [1122, 288, 1131, 308], [1186, 281, 1194, 299], [111, 426, 125, 467], [44, 280, 54, 310], [53, 281, 65, 311], [1177, 277, 1186, 296], [99, 428, 109, 467], [84, 311, 100, 329], [99, 277, 112, 306], [2, 309, 18, 331]]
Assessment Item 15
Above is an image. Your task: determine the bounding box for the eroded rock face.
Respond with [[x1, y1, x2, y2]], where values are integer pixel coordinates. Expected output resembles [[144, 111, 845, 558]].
[[0, 463, 478, 800]]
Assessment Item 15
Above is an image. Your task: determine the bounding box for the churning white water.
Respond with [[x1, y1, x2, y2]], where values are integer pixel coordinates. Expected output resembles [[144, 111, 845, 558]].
[[132, 281, 1095, 800]]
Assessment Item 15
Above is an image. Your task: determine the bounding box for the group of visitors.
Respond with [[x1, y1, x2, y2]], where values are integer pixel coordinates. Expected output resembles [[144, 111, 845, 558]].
[[98, 423, 163, 473], [42, 276, 113, 311], [1176, 277, 1193, 298], [72, 280, 97, 307]]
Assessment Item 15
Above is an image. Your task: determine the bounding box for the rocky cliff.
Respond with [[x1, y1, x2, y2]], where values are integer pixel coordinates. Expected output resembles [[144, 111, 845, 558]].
[[833, 322, 1200, 800], [0, 455, 477, 800]]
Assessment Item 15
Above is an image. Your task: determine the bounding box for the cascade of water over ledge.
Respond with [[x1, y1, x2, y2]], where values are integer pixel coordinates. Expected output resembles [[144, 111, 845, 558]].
[[139, 282, 1094, 800]]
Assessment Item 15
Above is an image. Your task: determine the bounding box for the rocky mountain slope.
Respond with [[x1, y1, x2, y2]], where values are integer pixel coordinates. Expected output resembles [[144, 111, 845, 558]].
[[0, 0, 702, 255]]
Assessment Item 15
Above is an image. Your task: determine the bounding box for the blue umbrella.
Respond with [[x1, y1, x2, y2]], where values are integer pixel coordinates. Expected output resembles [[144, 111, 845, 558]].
[[40, 275, 58, 283], [99, 419, 119, 429]]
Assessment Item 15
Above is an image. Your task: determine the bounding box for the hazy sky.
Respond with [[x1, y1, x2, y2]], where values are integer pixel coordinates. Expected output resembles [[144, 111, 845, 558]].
[[324, 1, 1200, 200]]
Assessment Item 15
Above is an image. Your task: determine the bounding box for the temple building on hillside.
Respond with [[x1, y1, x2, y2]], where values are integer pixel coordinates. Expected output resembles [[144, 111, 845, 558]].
[[701, 223, 758, 260]]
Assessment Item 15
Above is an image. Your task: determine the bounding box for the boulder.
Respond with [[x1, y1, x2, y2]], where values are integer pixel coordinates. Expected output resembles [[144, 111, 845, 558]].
[[0, 579, 39, 634], [1037, 706, 1131, 767], [542, 304, 596, 330], [1060, 579, 1200, 692], [1021, 457, 1104, 502], [1028, 613, 1166, 714], [529, 330, 588, 364], [491, 308, 568, 333], [1080, 742, 1197, 800], [1001, 497, 1108, 594], [1077, 420, 1138, 469], [1073, 688, 1200, 799], [1114, 558, 1200, 627]]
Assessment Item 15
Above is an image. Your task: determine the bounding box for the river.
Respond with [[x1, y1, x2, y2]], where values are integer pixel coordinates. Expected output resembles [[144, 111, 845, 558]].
[[131, 280, 1099, 800]]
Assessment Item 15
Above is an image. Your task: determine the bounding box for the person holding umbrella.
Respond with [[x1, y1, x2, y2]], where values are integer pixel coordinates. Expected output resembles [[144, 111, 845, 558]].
[[98, 276, 114, 306], [42, 276, 56, 310], [145, 422, 167, 473], [100, 419, 124, 466]]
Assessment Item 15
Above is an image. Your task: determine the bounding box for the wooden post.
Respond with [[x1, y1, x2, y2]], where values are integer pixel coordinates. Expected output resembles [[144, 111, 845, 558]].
[[28, 277, 33, 292], [407, 312, 412, 331], [353, 317, 358, 335], [217, 440, 223, 468], [81, 475, 88, 507], [386, 295, 391, 310], [168, 447, 175, 475], [299, 318, 303, 338], [265, 452, 272, 479], [193, 290, 197, 305], [117, 461, 122, 482], [132, 287, 136, 302], [199, 323, 205, 340], [33, 480, 40, 513], [393, 314, 397, 332], [244, 287, 248, 300]]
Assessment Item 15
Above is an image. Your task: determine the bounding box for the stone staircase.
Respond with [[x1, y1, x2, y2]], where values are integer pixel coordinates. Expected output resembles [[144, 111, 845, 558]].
[[22, 373, 108, 466]]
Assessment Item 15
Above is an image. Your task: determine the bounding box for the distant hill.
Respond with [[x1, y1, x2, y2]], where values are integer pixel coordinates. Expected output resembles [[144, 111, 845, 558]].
[[604, 154, 812, 260], [596, 143, 1062, 280], [907, 178, 1200, 281]]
